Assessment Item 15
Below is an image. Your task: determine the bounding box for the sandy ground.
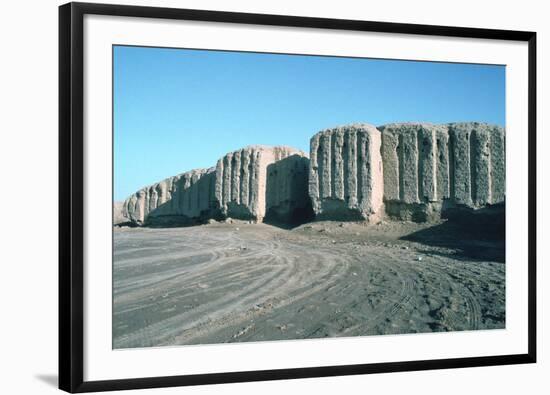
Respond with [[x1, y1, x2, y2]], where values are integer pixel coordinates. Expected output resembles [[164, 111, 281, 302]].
[[113, 220, 505, 349]]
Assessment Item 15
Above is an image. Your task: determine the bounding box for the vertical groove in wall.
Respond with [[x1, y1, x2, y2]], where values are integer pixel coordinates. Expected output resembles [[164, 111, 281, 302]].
[[201, 172, 206, 210], [321, 133, 332, 199], [330, 132, 337, 198], [145, 188, 151, 215], [208, 171, 214, 209], [248, 149, 254, 209], [416, 129, 423, 202], [184, 175, 190, 214], [333, 130, 344, 200], [189, 175, 194, 212], [448, 132, 455, 203], [317, 138, 324, 199], [175, 177, 182, 215], [343, 131, 349, 203], [219, 163, 224, 208], [359, 132, 370, 206], [431, 130, 438, 202], [143, 191, 149, 219], [176, 177, 183, 213], [490, 127, 505, 204], [144, 188, 150, 216], [240, 150, 248, 206], [435, 135, 440, 201], [398, 133, 404, 201], [191, 175, 196, 212], [180, 175, 186, 215], [171, 176, 179, 214], [349, 130, 358, 205], [181, 174, 188, 214], [156, 183, 162, 207], [356, 132, 363, 205], [488, 138, 493, 205], [196, 174, 201, 212], [128, 197, 133, 219], [223, 153, 232, 208], [364, 132, 372, 206], [181, 173, 190, 214], [231, 151, 240, 204], [435, 130, 450, 201], [351, 132, 359, 204], [218, 161, 224, 208], [165, 180, 172, 213], [395, 141, 400, 201], [309, 135, 320, 206], [469, 131, 476, 205]]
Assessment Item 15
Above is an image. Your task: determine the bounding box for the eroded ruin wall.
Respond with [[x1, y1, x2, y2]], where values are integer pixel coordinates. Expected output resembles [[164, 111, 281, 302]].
[[116, 122, 505, 226], [121, 168, 217, 226], [265, 154, 312, 223], [380, 122, 505, 221], [214, 146, 308, 221], [308, 124, 384, 221]]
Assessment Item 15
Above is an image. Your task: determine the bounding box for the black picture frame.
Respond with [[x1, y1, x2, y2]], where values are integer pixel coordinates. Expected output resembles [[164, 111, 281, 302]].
[[59, 2, 537, 393]]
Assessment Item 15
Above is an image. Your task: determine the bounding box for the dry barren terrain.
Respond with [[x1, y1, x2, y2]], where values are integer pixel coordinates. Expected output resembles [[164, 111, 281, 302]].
[[113, 220, 505, 349]]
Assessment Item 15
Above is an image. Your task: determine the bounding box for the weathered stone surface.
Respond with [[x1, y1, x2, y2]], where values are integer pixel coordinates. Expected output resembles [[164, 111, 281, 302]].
[[121, 168, 217, 226], [309, 124, 383, 221], [215, 145, 307, 221], [380, 122, 505, 221]]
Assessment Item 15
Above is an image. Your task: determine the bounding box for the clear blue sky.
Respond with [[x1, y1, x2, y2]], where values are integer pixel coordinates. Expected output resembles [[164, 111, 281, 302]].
[[114, 45, 505, 201]]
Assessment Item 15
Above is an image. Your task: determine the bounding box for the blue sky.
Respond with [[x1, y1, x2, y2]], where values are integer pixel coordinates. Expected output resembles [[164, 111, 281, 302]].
[[114, 45, 505, 201]]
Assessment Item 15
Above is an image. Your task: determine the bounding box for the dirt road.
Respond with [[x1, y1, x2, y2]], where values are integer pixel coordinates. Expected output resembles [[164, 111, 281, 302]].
[[113, 220, 505, 348]]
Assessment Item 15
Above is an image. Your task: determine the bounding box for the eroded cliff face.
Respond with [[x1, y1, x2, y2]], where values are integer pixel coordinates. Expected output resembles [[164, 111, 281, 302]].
[[379, 122, 505, 221], [309, 124, 384, 221], [116, 122, 505, 226]]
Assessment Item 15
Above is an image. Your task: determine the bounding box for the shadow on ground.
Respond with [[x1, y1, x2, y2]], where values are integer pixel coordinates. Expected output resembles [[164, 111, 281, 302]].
[[401, 204, 505, 263]]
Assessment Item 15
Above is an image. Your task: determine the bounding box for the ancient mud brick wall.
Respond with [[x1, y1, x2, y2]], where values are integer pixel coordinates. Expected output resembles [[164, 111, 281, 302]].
[[308, 124, 384, 221], [447, 123, 505, 207], [380, 122, 505, 221], [117, 145, 310, 226], [116, 122, 505, 226], [265, 154, 312, 223], [120, 168, 216, 226], [214, 146, 308, 221]]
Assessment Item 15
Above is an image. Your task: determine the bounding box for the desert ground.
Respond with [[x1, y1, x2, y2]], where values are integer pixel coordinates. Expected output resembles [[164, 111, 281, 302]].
[[113, 219, 505, 349]]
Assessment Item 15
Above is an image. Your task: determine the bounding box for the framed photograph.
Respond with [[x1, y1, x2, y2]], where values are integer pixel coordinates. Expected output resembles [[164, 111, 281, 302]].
[[59, 2, 537, 392]]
